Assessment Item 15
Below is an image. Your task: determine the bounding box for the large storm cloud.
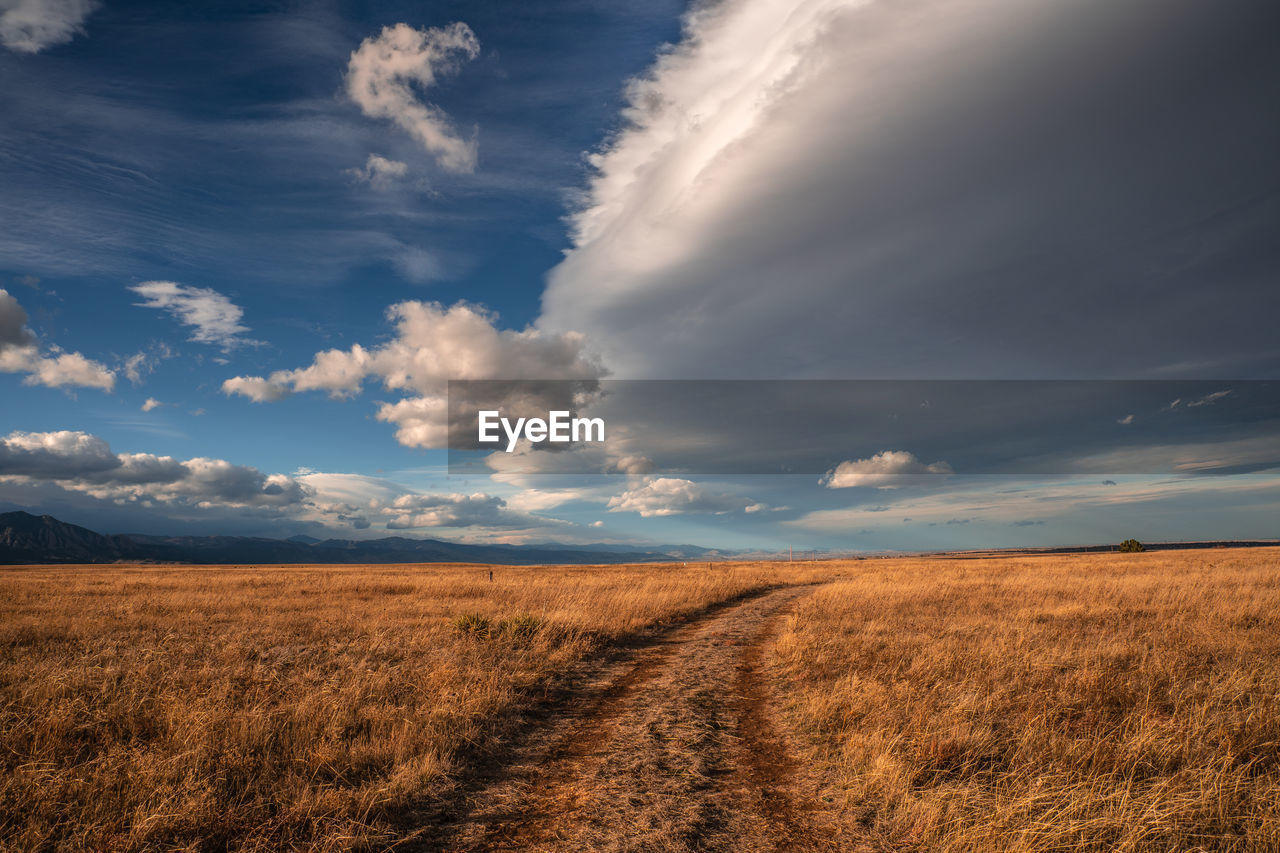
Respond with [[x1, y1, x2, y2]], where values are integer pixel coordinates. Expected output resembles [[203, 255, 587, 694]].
[[539, 0, 1280, 381]]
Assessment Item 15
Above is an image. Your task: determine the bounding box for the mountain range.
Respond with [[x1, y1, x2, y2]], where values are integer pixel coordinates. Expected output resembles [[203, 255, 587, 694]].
[[0, 511, 727, 566]]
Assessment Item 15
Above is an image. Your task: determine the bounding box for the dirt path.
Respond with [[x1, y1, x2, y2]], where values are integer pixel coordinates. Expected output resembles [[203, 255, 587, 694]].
[[414, 584, 864, 852]]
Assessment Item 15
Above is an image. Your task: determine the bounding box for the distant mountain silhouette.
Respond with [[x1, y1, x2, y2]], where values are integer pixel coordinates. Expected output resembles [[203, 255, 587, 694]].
[[0, 511, 139, 563], [0, 511, 689, 565]]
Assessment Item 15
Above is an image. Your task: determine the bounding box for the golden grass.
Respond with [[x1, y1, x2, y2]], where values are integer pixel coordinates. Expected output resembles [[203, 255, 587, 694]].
[[0, 560, 819, 852], [6, 550, 1278, 852], [773, 548, 1280, 852]]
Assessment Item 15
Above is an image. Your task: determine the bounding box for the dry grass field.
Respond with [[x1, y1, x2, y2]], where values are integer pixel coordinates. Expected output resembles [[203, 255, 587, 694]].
[[2, 549, 1277, 852], [774, 548, 1280, 852], [0, 561, 822, 852]]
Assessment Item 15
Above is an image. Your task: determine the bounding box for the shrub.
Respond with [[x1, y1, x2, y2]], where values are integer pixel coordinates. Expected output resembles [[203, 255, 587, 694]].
[[497, 613, 543, 640], [452, 612, 490, 635], [1119, 538, 1145, 553]]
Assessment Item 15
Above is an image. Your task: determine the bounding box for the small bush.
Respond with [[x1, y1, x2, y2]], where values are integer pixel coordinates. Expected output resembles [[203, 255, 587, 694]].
[[452, 612, 490, 635], [1119, 538, 1145, 553], [497, 614, 543, 640]]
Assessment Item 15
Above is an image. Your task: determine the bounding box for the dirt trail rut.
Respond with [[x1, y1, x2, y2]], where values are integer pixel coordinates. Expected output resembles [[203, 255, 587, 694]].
[[420, 584, 863, 852]]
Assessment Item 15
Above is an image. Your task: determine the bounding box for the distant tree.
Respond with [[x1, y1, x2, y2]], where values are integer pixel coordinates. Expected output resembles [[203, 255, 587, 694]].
[[1119, 538, 1145, 553]]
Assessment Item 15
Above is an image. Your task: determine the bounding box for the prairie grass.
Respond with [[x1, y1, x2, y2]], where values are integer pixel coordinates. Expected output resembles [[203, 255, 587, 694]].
[[0, 560, 818, 852], [774, 548, 1280, 852]]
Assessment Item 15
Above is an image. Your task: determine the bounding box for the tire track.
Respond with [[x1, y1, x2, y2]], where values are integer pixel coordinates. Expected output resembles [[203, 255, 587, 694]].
[[417, 583, 849, 852]]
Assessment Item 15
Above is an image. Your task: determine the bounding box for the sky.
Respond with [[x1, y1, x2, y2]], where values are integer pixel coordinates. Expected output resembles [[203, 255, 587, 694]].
[[1, 0, 1278, 552]]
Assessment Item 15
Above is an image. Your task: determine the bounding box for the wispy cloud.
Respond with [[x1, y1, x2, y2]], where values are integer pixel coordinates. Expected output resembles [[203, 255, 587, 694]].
[[129, 281, 261, 351], [789, 474, 1280, 533], [121, 342, 173, 385], [346, 153, 409, 189], [0, 0, 98, 53], [1187, 389, 1233, 408], [345, 22, 480, 173]]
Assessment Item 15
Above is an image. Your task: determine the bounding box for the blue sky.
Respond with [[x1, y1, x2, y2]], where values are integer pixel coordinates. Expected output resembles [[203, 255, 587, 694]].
[[1, 0, 1278, 551]]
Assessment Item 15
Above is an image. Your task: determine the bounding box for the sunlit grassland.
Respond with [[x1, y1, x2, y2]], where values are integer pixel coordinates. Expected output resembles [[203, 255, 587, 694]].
[[0, 561, 824, 852], [774, 548, 1280, 852]]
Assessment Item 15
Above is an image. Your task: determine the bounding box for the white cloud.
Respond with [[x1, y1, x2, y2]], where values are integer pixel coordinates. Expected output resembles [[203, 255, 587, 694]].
[[0, 429, 307, 507], [0, 288, 35, 349], [481, 437, 653, 489], [384, 492, 544, 530], [4, 348, 115, 391], [0, 288, 114, 390], [140, 397, 162, 412], [1118, 414, 1134, 425], [392, 246, 446, 283], [607, 477, 763, 518], [130, 281, 260, 351], [345, 22, 480, 173], [122, 342, 174, 386], [222, 301, 604, 448], [505, 488, 584, 513], [0, 0, 97, 53], [1187, 389, 1233, 408], [789, 474, 1280, 533], [1068, 434, 1280, 476], [294, 471, 568, 533], [346, 153, 410, 188], [540, 0, 914, 374], [220, 375, 292, 403], [0, 439, 591, 537], [821, 450, 953, 489], [0, 430, 118, 477]]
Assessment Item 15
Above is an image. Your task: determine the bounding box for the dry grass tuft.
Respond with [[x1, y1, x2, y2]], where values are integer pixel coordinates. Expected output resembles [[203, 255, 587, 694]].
[[0, 561, 820, 852], [773, 548, 1280, 852]]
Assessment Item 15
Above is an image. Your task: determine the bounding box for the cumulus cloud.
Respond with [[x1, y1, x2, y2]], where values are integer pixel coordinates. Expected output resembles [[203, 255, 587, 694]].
[[538, 0, 1280, 380], [607, 477, 763, 518], [220, 375, 292, 403], [384, 492, 541, 529], [347, 153, 410, 188], [346, 22, 480, 173], [0, 429, 307, 507], [222, 301, 604, 448], [0, 288, 114, 390], [293, 471, 565, 533], [0, 437, 589, 537], [821, 451, 953, 489], [0, 0, 97, 53], [129, 281, 260, 351], [0, 288, 35, 349], [140, 397, 162, 412], [0, 430, 118, 477]]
